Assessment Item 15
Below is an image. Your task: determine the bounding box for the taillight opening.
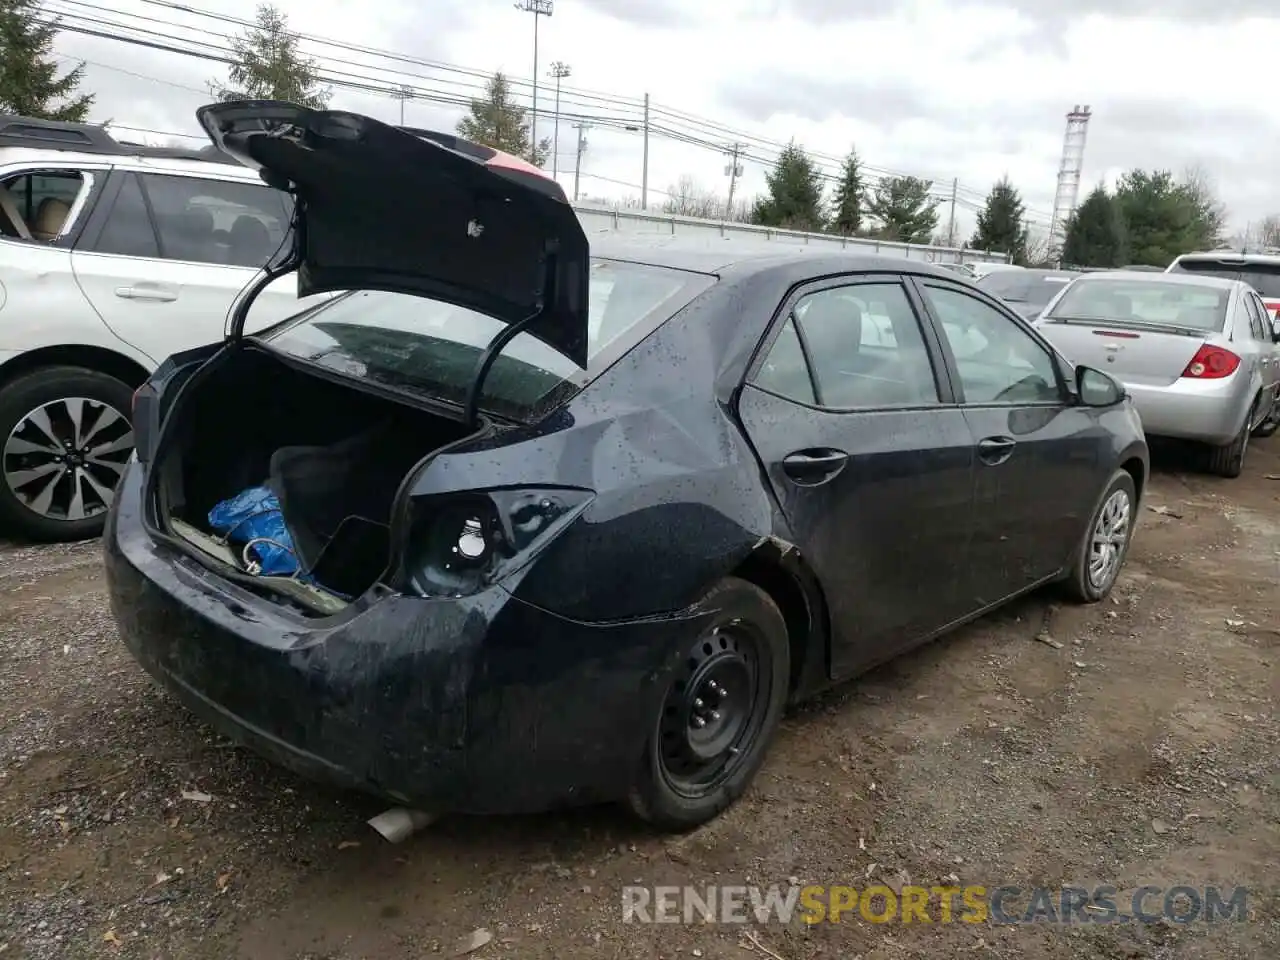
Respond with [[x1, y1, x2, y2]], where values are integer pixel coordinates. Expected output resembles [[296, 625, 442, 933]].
[[1180, 344, 1240, 379]]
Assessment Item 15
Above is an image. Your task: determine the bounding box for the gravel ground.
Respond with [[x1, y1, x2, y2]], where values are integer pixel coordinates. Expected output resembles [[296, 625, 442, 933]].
[[0, 442, 1277, 959]]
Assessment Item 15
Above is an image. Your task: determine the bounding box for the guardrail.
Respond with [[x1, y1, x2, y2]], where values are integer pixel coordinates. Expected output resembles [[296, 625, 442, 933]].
[[572, 204, 1011, 265]]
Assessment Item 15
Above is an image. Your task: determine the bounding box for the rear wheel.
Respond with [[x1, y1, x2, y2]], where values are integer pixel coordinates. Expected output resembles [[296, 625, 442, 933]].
[[1061, 469, 1136, 604], [1253, 389, 1279, 439], [0, 366, 136, 542], [1206, 405, 1252, 478], [626, 577, 789, 831]]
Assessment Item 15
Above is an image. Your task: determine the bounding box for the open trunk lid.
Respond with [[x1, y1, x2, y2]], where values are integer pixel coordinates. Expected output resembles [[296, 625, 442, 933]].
[[196, 100, 590, 367]]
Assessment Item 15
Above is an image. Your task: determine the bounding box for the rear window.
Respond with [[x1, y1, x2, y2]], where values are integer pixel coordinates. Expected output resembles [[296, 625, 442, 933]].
[[977, 271, 1074, 307], [262, 258, 713, 421], [1045, 277, 1229, 331], [1168, 258, 1280, 299]]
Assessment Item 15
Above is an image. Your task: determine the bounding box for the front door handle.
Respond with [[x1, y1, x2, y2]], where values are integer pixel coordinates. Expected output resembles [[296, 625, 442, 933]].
[[115, 284, 178, 302], [782, 448, 849, 485], [977, 436, 1017, 465]]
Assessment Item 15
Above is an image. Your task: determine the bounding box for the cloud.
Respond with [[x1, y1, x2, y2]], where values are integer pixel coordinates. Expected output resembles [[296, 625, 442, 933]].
[[38, 0, 1280, 237]]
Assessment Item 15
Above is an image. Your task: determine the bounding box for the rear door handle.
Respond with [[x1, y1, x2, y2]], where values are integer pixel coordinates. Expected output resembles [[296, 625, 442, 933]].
[[781, 448, 849, 486], [977, 436, 1017, 465], [115, 284, 178, 302]]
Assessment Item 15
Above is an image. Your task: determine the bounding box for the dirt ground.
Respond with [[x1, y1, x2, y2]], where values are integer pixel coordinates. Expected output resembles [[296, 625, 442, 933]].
[[0, 444, 1277, 960]]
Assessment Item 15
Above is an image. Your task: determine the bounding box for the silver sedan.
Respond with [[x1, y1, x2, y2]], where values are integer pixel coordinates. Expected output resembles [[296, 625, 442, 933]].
[[1033, 271, 1280, 478]]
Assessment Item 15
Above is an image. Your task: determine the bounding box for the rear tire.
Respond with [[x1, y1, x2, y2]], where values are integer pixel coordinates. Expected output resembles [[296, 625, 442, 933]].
[[0, 366, 136, 542], [1061, 469, 1136, 604], [626, 576, 789, 832], [1253, 390, 1279, 439], [1206, 407, 1252, 478]]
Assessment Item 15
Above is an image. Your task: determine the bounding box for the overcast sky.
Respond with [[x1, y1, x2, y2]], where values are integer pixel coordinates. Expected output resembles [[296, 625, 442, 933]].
[[47, 0, 1280, 240]]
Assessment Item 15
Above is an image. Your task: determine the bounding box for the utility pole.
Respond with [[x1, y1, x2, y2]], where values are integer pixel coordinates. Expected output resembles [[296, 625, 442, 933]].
[[724, 142, 744, 219], [946, 177, 958, 247], [572, 122, 590, 202], [514, 0, 553, 163], [548, 61, 570, 180], [641, 93, 650, 210], [397, 85, 413, 125]]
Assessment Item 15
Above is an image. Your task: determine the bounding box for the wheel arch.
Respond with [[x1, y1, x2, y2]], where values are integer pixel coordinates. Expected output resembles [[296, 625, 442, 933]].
[[0, 345, 152, 393], [729, 536, 831, 703], [1118, 454, 1146, 505]]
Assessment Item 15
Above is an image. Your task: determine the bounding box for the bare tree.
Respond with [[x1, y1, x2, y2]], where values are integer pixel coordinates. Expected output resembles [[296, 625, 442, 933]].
[[1180, 163, 1228, 248], [1257, 214, 1280, 249], [662, 175, 725, 219], [1023, 229, 1054, 267]]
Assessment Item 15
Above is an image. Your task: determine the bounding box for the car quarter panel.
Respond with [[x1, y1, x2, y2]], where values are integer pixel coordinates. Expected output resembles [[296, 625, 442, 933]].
[[402, 278, 786, 624]]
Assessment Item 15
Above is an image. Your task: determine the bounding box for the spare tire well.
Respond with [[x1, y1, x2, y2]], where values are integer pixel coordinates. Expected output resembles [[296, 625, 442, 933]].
[[731, 546, 826, 699], [0, 346, 150, 393]]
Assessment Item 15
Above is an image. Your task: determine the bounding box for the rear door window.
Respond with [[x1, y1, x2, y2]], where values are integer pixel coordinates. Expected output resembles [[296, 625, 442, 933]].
[[137, 174, 292, 268], [92, 173, 160, 259], [783, 281, 942, 408]]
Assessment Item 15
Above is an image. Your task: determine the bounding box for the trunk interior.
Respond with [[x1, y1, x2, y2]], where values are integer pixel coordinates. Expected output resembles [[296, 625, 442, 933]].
[[153, 345, 477, 612]]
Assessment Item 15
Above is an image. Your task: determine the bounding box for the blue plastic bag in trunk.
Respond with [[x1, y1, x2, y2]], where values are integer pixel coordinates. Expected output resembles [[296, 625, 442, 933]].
[[208, 485, 302, 577]]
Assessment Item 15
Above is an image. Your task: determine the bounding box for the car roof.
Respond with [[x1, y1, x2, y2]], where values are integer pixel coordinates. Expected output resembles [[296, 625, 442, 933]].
[[587, 233, 969, 279], [1067, 269, 1240, 291], [1175, 251, 1280, 266], [980, 268, 1075, 279]]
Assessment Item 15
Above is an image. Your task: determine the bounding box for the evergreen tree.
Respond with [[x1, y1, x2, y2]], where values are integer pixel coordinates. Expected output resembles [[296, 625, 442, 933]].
[[1061, 186, 1127, 268], [866, 175, 939, 244], [830, 147, 864, 235], [971, 177, 1028, 264], [1113, 169, 1216, 267], [751, 141, 825, 231], [457, 72, 549, 166], [0, 0, 93, 121], [213, 4, 330, 109]]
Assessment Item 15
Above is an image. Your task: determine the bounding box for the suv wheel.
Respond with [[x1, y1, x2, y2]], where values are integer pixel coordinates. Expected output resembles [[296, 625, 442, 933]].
[[0, 366, 136, 542]]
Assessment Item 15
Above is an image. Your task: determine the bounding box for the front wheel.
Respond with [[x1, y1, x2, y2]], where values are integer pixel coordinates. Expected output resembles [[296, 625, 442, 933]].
[[626, 576, 789, 831], [0, 366, 136, 542], [1061, 469, 1136, 604]]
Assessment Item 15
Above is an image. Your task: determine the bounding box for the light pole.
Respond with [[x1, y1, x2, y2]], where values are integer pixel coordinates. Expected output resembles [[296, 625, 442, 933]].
[[549, 61, 570, 180], [514, 0, 553, 165]]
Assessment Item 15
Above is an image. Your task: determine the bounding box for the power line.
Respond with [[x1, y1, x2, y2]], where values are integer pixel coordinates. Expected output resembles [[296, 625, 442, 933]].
[[41, 1, 1055, 225]]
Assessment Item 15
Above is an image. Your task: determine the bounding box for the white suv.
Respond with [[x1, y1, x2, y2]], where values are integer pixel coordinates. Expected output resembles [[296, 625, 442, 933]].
[[0, 114, 327, 541]]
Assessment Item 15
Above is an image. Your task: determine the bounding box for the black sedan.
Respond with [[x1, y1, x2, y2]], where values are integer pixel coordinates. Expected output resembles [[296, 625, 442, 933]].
[[977, 268, 1078, 320], [105, 102, 1149, 831]]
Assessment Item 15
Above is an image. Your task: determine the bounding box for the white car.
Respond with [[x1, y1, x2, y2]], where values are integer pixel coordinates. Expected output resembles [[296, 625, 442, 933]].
[[0, 114, 331, 540]]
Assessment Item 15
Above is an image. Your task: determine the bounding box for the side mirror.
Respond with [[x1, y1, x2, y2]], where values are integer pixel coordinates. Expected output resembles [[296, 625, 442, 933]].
[[1076, 365, 1125, 407], [1272, 320, 1280, 344]]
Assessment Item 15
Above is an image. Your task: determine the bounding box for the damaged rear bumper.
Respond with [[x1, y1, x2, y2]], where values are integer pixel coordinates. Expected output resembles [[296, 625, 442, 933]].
[[104, 464, 705, 815]]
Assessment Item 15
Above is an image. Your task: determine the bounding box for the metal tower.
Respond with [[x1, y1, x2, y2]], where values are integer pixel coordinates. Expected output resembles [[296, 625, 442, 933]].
[[1048, 105, 1092, 252]]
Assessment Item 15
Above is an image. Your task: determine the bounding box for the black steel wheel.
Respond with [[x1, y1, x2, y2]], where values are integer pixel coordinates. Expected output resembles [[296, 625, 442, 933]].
[[627, 576, 789, 831]]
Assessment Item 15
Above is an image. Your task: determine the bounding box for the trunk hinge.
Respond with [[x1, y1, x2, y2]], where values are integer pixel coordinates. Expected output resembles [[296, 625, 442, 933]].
[[462, 247, 559, 430], [463, 307, 542, 430], [226, 190, 304, 342]]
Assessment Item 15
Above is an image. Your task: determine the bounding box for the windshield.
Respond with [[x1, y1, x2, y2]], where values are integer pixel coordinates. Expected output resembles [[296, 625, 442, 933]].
[[262, 258, 713, 421], [1167, 258, 1280, 299], [977, 271, 1074, 307], [1044, 278, 1230, 331]]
